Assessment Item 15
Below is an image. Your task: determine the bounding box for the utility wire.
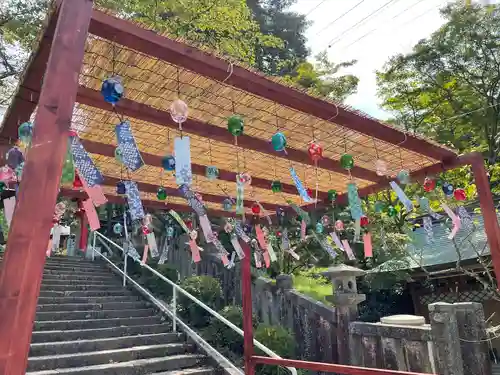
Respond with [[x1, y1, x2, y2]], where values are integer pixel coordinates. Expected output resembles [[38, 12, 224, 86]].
[[326, 0, 401, 48], [305, 0, 328, 17], [314, 0, 366, 36]]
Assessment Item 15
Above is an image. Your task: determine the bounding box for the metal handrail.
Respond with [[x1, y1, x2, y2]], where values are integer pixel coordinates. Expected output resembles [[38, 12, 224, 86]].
[[92, 231, 297, 375]]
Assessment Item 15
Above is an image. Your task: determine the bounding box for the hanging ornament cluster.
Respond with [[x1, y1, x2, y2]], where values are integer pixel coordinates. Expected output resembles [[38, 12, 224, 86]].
[[308, 141, 323, 163], [442, 182, 454, 196], [340, 154, 354, 170], [222, 198, 233, 211], [205, 166, 219, 181], [162, 155, 176, 171], [18, 121, 34, 145], [101, 76, 124, 105], [271, 180, 282, 193], [157, 187, 167, 200], [423, 177, 436, 192], [170, 99, 189, 126], [375, 159, 387, 176], [397, 170, 410, 185], [228, 115, 244, 136], [271, 132, 287, 152], [116, 181, 126, 195]]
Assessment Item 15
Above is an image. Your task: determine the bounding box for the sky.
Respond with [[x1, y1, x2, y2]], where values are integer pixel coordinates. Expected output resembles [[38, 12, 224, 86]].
[[290, 0, 451, 119]]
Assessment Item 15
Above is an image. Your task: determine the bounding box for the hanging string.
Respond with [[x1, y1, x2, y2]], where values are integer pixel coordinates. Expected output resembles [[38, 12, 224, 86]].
[[175, 67, 184, 137]]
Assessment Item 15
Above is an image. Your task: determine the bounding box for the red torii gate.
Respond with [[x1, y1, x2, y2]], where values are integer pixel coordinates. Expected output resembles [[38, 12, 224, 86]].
[[0, 1, 498, 374]]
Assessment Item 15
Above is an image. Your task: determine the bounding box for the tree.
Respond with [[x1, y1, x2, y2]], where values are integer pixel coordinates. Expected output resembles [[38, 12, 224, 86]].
[[377, 3, 500, 163]]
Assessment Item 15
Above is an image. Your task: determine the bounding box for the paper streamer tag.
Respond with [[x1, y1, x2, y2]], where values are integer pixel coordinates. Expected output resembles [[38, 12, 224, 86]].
[[61, 138, 75, 185], [78, 168, 107, 207], [123, 181, 144, 221], [158, 237, 169, 264], [188, 240, 201, 262], [147, 232, 159, 258], [281, 228, 290, 250], [312, 232, 336, 259], [254, 251, 262, 268], [342, 240, 356, 260], [418, 197, 442, 219], [236, 177, 245, 215], [70, 136, 104, 186], [290, 167, 314, 203], [262, 249, 271, 268], [255, 224, 268, 250], [287, 247, 300, 260], [267, 243, 278, 262], [212, 237, 230, 265], [124, 240, 141, 261], [226, 252, 236, 269], [142, 245, 149, 263], [363, 232, 373, 258], [230, 234, 245, 259], [179, 184, 206, 216], [328, 232, 344, 251], [199, 215, 214, 243], [115, 120, 144, 172], [390, 181, 413, 212], [174, 136, 193, 186], [423, 216, 434, 244], [354, 218, 361, 243], [300, 219, 306, 240], [457, 206, 474, 231], [256, 201, 272, 225], [442, 202, 461, 239], [347, 182, 363, 220], [169, 210, 190, 233], [235, 222, 250, 243], [82, 199, 100, 231], [3, 196, 15, 227]]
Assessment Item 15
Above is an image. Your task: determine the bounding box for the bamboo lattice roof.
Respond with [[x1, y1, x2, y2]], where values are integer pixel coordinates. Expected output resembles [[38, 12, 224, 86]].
[[0, 5, 458, 217]]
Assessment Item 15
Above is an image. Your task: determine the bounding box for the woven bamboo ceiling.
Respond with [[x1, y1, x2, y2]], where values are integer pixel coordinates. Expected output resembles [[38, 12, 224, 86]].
[[0, 5, 458, 217]]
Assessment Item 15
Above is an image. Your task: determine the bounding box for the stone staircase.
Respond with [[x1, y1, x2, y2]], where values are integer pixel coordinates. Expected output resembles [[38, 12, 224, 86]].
[[27, 256, 215, 375]]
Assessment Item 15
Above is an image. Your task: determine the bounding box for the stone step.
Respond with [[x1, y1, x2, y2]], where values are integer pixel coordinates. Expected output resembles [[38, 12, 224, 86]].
[[40, 284, 122, 292], [34, 316, 164, 331], [39, 289, 133, 298], [41, 278, 119, 286], [43, 269, 112, 277], [37, 296, 141, 305], [151, 367, 214, 375], [42, 274, 117, 282], [31, 324, 172, 343], [36, 301, 149, 312], [27, 343, 194, 371], [30, 333, 184, 356], [36, 308, 156, 321], [44, 263, 106, 271], [25, 354, 206, 375]]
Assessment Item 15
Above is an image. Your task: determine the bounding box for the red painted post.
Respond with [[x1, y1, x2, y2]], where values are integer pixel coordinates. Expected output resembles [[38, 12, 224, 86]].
[[0, 1, 93, 374], [78, 207, 89, 252], [240, 241, 255, 375], [470, 154, 500, 285]]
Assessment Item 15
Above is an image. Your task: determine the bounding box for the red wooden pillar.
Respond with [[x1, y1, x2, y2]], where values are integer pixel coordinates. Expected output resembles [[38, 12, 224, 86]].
[[78, 208, 89, 251], [240, 241, 256, 375], [0, 1, 93, 374], [470, 154, 500, 285]]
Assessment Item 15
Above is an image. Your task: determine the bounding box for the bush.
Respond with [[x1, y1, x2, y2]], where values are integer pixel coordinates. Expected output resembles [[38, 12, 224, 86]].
[[142, 263, 179, 299], [178, 276, 223, 328], [254, 325, 296, 375], [204, 305, 258, 354]]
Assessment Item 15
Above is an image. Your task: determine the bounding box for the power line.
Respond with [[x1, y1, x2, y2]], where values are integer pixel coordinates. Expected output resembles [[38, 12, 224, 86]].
[[304, 0, 328, 17], [314, 0, 366, 37], [326, 0, 401, 48], [338, 0, 447, 61]]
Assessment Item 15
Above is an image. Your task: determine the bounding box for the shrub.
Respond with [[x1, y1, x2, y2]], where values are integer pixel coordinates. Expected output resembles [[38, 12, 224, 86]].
[[204, 305, 258, 354], [178, 276, 223, 327], [254, 325, 296, 375], [142, 263, 179, 299]]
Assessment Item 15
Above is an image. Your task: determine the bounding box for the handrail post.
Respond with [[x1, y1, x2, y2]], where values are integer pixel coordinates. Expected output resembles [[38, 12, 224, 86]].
[[172, 287, 177, 333], [123, 254, 128, 287], [91, 231, 96, 262]]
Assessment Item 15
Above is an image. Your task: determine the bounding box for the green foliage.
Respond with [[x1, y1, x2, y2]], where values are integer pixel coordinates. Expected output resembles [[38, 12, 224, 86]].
[[204, 305, 258, 354], [0, 209, 8, 243], [292, 272, 331, 305], [377, 3, 500, 164], [178, 275, 223, 327], [254, 325, 296, 375], [142, 263, 179, 299]]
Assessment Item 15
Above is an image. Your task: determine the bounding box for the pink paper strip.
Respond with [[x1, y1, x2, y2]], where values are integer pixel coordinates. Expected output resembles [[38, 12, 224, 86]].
[[220, 253, 229, 266], [78, 168, 107, 207], [255, 224, 268, 250], [189, 240, 201, 262], [363, 232, 373, 258], [254, 252, 262, 268], [82, 199, 100, 231], [342, 240, 356, 260], [142, 245, 149, 263], [300, 219, 306, 240], [199, 215, 214, 243], [442, 203, 462, 239], [3, 196, 16, 227], [46, 238, 52, 257]]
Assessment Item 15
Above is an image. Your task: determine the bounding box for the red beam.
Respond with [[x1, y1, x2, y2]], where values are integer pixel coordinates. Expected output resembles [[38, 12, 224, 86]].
[[88, 9, 457, 162], [101, 175, 280, 211], [79, 138, 328, 200], [252, 356, 429, 375], [75, 86, 383, 183], [59, 188, 237, 218], [0, 1, 93, 374]]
